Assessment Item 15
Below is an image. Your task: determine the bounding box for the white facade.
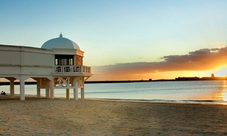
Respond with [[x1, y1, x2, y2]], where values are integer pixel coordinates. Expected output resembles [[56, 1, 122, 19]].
[[0, 34, 92, 100]]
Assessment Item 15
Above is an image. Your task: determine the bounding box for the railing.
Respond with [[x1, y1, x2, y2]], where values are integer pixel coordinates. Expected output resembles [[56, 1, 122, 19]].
[[54, 65, 91, 73]]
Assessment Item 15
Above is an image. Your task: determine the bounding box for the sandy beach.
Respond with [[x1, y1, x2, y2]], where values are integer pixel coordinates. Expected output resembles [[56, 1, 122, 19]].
[[1, 96, 227, 135]]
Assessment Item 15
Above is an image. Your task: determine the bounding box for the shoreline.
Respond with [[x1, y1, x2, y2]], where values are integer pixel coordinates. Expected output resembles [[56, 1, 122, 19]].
[[1, 94, 227, 106]]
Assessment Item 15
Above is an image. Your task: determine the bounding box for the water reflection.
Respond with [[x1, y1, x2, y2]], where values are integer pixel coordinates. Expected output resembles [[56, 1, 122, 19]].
[[222, 91, 227, 101], [211, 80, 227, 105], [189, 80, 227, 102], [220, 80, 227, 102]]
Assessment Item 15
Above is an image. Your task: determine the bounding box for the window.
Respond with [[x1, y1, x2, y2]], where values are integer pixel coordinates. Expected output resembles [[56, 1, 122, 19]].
[[55, 55, 74, 65]]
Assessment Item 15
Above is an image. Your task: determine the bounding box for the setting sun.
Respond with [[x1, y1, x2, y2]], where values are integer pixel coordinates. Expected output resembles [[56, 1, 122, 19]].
[[213, 67, 227, 77]]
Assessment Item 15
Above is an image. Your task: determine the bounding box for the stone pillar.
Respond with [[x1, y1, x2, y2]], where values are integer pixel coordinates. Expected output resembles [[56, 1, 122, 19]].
[[81, 88, 84, 101], [37, 79, 41, 98], [46, 88, 50, 98], [66, 88, 70, 100], [20, 80, 25, 100], [73, 78, 78, 100], [50, 80, 54, 99], [9, 79, 15, 98], [74, 88, 78, 100], [81, 77, 85, 101]]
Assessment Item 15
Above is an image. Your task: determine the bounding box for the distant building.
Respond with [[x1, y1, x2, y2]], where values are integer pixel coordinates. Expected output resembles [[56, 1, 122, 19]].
[[211, 73, 215, 78], [0, 33, 92, 100], [175, 77, 200, 81]]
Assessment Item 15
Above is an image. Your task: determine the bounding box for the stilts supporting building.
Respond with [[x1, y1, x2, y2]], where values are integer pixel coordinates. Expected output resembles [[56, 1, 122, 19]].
[[0, 33, 92, 100]]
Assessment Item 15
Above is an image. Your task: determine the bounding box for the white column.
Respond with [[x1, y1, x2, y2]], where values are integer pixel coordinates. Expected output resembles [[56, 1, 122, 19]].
[[66, 88, 70, 100], [37, 79, 41, 98], [81, 88, 84, 101], [10, 79, 15, 98], [74, 88, 78, 100], [74, 84, 78, 100], [46, 88, 50, 98], [81, 77, 85, 101], [73, 78, 78, 100], [50, 80, 54, 99], [20, 80, 25, 100]]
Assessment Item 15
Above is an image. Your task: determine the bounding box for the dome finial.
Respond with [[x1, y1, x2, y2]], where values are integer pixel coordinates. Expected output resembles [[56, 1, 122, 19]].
[[59, 33, 63, 38]]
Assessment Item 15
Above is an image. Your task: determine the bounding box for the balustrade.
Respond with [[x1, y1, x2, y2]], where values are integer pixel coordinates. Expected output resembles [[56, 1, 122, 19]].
[[54, 65, 91, 73]]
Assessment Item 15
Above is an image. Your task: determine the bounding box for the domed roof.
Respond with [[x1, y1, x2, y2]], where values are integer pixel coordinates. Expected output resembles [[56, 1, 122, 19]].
[[41, 33, 80, 50]]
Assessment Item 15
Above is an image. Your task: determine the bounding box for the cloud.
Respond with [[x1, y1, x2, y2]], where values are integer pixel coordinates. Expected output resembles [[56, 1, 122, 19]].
[[93, 46, 227, 75]]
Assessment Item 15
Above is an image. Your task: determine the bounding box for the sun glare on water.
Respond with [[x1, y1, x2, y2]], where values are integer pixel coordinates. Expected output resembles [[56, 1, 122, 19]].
[[222, 91, 227, 101]]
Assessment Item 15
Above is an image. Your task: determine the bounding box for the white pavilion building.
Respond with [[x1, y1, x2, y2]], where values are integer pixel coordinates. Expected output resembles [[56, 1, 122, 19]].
[[0, 34, 92, 100]]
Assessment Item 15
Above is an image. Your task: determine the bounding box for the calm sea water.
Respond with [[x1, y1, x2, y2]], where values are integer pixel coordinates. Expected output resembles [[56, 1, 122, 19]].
[[1, 80, 227, 104]]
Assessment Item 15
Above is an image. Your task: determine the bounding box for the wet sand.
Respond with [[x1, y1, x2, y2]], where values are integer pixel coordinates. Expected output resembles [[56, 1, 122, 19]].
[[1, 96, 227, 135]]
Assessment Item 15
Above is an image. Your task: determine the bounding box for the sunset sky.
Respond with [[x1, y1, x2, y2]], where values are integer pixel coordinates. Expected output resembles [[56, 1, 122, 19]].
[[1, 0, 227, 80]]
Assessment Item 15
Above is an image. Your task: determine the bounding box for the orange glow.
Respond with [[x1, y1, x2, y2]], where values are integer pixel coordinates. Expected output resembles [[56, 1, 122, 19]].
[[213, 67, 227, 77], [90, 64, 227, 81], [89, 70, 213, 81]]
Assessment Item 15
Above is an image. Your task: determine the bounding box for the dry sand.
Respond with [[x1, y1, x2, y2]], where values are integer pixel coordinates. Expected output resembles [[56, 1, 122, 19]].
[[1, 96, 227, 135]]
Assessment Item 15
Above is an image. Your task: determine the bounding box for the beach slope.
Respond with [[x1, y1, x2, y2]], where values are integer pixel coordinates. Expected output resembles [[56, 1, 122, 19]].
[[0, 98, 227, 135]]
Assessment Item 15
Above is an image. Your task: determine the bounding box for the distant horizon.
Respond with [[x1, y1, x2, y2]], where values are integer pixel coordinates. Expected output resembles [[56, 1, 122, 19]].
[[0, 72, 227, 84]]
